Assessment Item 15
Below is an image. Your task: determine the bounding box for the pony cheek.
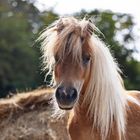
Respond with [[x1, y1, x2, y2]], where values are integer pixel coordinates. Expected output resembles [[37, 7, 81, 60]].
[[54, 65, 61, 83]]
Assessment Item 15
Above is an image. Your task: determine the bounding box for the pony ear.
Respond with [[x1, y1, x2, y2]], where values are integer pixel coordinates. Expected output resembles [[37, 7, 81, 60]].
[[87, 21, 94, 36], [56, 19, 65, 33], [82, 20, 94, 39]]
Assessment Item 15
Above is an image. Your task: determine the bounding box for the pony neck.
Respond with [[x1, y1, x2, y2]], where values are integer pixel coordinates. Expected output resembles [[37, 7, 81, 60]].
[[74, 85, 126, 140]]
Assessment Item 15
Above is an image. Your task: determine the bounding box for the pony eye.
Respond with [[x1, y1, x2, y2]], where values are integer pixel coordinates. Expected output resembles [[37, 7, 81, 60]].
[[82, 55, 91, 65], [54, 55, 59, 63]]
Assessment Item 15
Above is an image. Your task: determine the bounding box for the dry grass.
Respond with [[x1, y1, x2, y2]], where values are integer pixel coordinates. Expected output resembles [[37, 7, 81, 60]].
[[0, 88, 70, 140]]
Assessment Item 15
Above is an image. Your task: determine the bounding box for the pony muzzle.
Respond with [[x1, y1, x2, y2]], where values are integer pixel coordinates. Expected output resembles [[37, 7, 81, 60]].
[[55, 86, 78, 110]]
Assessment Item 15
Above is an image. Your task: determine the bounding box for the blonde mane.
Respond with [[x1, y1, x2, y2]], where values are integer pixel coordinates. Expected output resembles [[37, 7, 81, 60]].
[[39, 17, 139, 140], [83, 36, 127, 140]]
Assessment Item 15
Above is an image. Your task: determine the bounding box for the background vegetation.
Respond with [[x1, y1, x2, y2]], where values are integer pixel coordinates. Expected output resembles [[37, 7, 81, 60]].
[[0, 0, 140, 97]]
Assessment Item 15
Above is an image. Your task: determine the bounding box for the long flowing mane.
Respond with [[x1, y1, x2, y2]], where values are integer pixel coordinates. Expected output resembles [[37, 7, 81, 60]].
[[39, 17, 140, 140], [84, 36, 127, 139]]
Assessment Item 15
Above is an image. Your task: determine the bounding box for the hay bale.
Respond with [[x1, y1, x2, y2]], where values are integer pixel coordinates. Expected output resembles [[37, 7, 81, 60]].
[[0, 89, 70, 140]]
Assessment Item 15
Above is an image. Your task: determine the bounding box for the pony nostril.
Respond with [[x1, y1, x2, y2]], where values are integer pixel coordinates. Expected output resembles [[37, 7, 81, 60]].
[[55, 86, 65, 99], [66, 88, 77, 101], [57, 87, 64, 93], [70, 89, 77, 100]]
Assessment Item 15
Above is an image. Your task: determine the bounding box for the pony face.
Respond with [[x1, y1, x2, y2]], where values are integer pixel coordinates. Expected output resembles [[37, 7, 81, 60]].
[[52, 18, 94, 110], [40, 17, 95, 110], [54, 40, 92, 110]]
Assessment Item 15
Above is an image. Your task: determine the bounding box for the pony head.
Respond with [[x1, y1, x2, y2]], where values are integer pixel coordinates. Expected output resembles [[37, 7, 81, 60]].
[[39, 17, 96, 110]]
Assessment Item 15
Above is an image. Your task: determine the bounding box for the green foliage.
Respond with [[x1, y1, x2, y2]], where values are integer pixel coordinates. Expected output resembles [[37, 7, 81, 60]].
[[0, 0, 139, 97], [0, 0, 46, 97]]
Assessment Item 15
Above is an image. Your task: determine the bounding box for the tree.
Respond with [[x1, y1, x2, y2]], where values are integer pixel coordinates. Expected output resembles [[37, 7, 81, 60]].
[[0, 0, 44, 97]]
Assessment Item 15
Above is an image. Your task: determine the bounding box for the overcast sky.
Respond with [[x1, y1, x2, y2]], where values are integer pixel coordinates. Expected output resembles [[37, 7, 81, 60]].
[[35, 0, 140, 60], [35, 0, 140, 23]]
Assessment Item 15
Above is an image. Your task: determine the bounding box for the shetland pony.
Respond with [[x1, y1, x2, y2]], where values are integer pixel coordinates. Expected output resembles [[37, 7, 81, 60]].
[[39, 17, 140, 140]]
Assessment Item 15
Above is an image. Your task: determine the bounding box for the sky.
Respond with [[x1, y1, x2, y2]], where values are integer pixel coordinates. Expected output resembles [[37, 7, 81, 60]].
[[35, 0, 140, 60]]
